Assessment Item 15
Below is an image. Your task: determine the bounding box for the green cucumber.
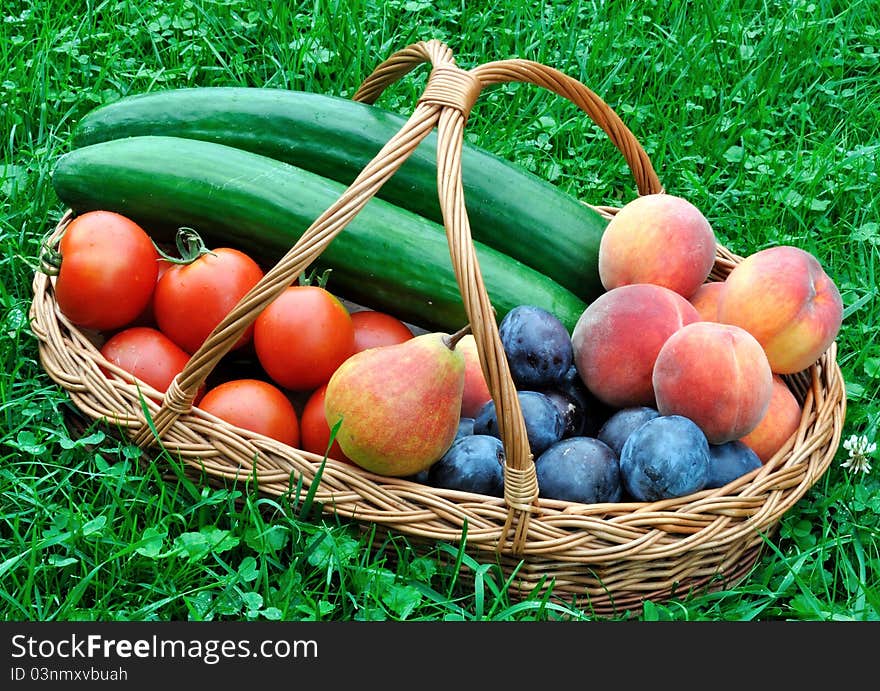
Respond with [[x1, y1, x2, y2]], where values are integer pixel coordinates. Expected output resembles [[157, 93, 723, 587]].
[[71, 87, 608, 304], [51, 135, 587, 333]]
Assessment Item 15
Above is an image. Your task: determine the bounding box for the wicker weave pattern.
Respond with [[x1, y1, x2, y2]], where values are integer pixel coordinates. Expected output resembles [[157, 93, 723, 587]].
[[29, 40, 846, 615]]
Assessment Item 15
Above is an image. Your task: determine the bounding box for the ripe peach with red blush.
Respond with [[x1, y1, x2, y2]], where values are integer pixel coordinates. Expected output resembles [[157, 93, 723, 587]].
[[739, 374, 802, 464], [598, 193, 717, 299], [652, 321, 773, 444], [717, 246, 843, 374], [689, 281, 725, 322], [571, 283, 700, 409]]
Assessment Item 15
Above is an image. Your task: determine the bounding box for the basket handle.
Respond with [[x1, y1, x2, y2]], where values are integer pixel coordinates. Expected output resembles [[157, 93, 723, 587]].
[[353, 42, 664, 551], [133, 39, 662, 555], [354, 50, 663, 197]]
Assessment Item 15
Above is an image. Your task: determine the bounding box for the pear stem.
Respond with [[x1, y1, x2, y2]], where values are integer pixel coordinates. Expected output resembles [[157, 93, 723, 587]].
[[442, 323, 472, 350]]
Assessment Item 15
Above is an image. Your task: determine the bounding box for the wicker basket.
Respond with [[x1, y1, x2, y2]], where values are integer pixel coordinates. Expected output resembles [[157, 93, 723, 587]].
[[29, 40, 846, 617]]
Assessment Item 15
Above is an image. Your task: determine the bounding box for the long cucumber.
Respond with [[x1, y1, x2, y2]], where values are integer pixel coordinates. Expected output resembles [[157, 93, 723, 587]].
[[71, 87, 607, 303], [51, 135, 587, 333]]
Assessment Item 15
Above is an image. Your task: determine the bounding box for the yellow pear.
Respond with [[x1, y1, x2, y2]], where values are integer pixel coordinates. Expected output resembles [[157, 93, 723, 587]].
[[323, 328, 468, 477]]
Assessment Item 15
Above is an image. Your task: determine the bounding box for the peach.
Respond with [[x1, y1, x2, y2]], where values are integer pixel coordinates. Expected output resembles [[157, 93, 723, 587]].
[[598, 193, 717, 298], [652, 321, 773, 444], [571, 283, 700, 408], [689, 281, 725, 322], [455, 334, 493, 418], [717, 245, 843, 374], [739, 375, 802, 464]]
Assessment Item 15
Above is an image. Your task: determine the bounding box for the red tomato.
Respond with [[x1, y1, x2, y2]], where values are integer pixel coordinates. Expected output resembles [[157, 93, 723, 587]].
[[100, 326, 198, 400], [54, 210, 159, 331], [197, 379, 300, 447], [350, 310, 413, 353], [253, 285, 355, 391], [300, 384, 351, 463], [131, 258, 172, 327], [153, 247, 264, 355]]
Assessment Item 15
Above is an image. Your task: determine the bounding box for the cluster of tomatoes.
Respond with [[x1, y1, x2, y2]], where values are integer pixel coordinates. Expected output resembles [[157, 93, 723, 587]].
[[50, 209, 415, 459]]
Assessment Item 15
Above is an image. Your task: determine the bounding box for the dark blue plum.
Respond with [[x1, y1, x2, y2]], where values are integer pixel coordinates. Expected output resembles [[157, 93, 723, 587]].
[[498, 305, 573, 389], [598, 406, 661, 457], [535, 437, 623, 504], [555, 364, 614, 436], [619, 415, 710, 501], [405, 423, 474, 485], [540, 388, 587, 438], [706, 440, 762, 489], [406, 468, 430, 484], [427, 434, 505, 497], [474, 390, 564, 456], [456, 417, 475, 441]]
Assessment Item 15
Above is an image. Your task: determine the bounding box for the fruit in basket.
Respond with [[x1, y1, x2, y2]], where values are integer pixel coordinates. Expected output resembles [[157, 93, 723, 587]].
[[53, 210, 159, 331], [652, 321, 773, 444], [130, 258, 172, 328], [571, 283, 700, 408], [598, 193, 717, 299], [473, 390, 565, 457], [546, 364, 613, 437], [323, 330, 467, 477], [717, 245, 843, 374], [597, 406, 660, 457], [688, 281, 725, 322], [541, 365, 615, 439], [535, 437, 622, 504], [300, 384, 351, 463], [198, 378, 300, 447], [739, 374, 802, 463], [70, 86, 611, 304], [705, 440, 762, 489], [455, 334, 493, 419], [619, 415, 710, 501], [427, 434, 505, 497], [254, 285, 355, 391], [350, 309, 413, 353], [498, 305, 573, 388], [100, 326, 199, 400], [540, 388, 587, 439], [50, 135, 588, 333], [153, 242, 264, 355], [455, 417, 475, 441]]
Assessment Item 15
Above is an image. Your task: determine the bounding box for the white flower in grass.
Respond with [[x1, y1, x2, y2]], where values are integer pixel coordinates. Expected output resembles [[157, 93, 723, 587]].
[[841, 434, 876, 475]]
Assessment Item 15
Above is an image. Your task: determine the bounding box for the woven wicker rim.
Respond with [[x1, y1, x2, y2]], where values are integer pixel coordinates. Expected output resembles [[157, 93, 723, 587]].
[[29, 40, 846, 609]]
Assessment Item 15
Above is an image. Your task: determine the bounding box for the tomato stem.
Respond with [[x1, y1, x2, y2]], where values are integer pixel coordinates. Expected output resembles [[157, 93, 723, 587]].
[[153, 227, 215, 265], [298, 267, 333, 288]]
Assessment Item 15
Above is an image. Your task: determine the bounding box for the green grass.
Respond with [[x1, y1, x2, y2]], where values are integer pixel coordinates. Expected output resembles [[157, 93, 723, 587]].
[[2, 0, 878, 621]]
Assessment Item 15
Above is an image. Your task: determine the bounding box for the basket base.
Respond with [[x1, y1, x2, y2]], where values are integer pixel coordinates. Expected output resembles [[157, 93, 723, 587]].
[[63, 405, 777, 619], [361, 523, 773, 618]]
